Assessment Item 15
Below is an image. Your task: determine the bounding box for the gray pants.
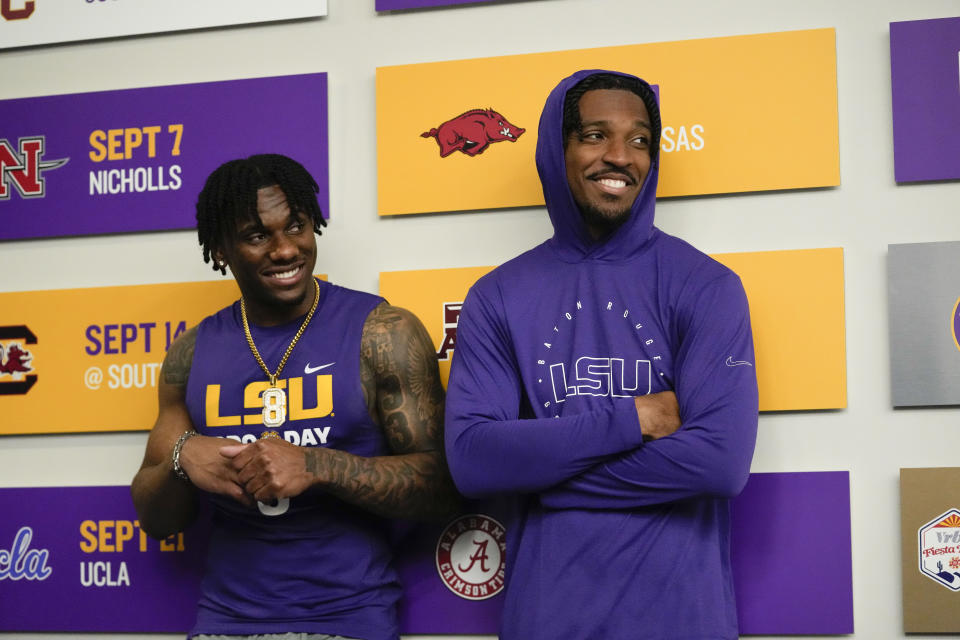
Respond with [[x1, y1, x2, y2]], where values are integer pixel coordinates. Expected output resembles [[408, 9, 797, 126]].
[[195, 634, 361, 640]]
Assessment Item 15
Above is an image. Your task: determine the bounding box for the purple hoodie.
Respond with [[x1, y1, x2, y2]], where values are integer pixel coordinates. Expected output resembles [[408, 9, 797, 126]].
[[445, 70, 759, 639]]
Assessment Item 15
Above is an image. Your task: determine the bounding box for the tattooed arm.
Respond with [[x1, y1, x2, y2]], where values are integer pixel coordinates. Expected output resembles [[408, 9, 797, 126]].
[[131, 327, 249, 539], [223, 303, 460, 521]]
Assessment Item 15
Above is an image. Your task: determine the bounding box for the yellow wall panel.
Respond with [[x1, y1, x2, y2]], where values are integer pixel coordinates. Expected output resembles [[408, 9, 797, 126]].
[[380, 248, 846, 411], [381, 266, 494, 387], [377, 28, 839, 215], [713, 248, 846, 410]]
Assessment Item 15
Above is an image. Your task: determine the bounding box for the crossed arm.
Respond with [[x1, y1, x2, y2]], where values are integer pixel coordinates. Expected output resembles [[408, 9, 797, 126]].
[[445, 272, 758, 507], [131, 303, 460, 540]]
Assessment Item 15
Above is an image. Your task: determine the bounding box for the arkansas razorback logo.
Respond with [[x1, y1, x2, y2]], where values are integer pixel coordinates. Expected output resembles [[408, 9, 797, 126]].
[[422, 109, 524, 158]]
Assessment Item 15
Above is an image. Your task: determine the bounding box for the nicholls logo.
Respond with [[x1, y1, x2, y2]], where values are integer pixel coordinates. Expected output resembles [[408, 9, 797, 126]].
[[422, 109, 524, 157], [550, 356, 651, 403], [0, 137, 69, 200], [435, 513, 505, 601], [1, 0, 34, 20], [436, 302, 461, 361]]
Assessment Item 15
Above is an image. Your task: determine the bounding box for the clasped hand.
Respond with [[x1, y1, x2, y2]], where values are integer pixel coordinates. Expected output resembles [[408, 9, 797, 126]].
[[220, 438, 317, 506]]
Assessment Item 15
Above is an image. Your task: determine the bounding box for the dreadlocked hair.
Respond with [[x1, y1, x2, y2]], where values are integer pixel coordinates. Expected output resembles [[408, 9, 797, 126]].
[[562, 73, 662, 156], [196, 154, 327, 274]]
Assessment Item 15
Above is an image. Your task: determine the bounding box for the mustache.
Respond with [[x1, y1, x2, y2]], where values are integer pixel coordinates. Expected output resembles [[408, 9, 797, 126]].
[[587, 167, 637, 185]]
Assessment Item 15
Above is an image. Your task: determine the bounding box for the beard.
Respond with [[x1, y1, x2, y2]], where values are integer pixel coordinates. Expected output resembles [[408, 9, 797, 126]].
[[575, 196, 632, 239]]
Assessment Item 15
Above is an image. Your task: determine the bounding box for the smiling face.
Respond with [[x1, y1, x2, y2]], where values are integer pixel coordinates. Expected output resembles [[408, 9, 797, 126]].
[[564, 89, 653, 239], [217, 185, 317, 325]]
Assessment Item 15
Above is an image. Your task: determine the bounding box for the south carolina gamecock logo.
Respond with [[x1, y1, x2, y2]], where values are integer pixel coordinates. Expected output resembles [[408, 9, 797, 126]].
[[918, 509, 960, 591], [1, 0, 35, 21], [421, 109, 524, 158], [0, 325, 38, 396], [435, 513, 505, 600]]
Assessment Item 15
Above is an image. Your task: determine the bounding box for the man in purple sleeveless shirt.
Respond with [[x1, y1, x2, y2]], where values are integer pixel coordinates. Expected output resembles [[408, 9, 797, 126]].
[[446, 71, 759, 638], [132, 154, 459, 640]]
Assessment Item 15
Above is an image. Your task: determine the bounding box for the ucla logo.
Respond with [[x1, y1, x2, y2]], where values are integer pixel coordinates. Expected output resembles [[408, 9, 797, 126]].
[[0, 526, 52, 581], [435, 514, 505, 601], [918, 509, 960, 591], [0, 136, 69, 200]]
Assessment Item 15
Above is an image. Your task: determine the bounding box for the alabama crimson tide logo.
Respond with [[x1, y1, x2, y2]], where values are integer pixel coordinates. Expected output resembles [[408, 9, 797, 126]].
[[0, 136, 69, 200], [918, 509, 960, 591], [435, 513, 505, 600]]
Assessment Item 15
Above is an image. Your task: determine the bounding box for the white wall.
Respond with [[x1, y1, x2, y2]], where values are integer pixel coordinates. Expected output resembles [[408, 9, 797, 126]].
[[1, 0, 959, 638]]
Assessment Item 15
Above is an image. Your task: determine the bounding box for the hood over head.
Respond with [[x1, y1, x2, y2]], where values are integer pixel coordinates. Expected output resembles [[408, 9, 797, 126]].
[[536, 69, 661, 262]]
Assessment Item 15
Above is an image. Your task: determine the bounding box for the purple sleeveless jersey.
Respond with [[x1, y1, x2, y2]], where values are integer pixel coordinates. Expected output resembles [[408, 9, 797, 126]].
[[185, 279, 400, 640]]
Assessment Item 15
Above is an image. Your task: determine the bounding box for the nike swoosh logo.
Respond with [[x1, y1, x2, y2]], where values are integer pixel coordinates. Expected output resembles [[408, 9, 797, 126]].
[[304, 362, 335, 374], [725, 356, 753, 367]]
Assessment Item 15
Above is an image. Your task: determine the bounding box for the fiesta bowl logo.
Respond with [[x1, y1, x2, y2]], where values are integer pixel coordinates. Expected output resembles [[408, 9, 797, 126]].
[[435, 513, 505, 600], [0, 137, 69, 200], [952, 297, 960, 353], [422, 109, 524, 158], [918, 508, 960, 591], [0, 325, 38, 395]]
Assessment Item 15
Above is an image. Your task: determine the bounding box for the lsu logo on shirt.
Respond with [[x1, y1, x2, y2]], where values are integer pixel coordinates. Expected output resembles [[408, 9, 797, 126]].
[[549, 356, 652, 403], [204, 375, 333, 427], [0, 136, 69, 200]]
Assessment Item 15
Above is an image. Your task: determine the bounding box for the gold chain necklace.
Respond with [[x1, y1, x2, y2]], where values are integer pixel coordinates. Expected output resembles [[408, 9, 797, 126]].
[[240, 277, 320, 427]]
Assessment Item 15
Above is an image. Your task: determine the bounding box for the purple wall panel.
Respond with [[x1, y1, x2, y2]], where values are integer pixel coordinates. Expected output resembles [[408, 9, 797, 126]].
[[377, 0, 494, 10], [0, 472, 852, 633], [0, 73, 328, 240], [0, 486, 208, 632], [890, 17, 960, 182], [732, 471, 854, 634]]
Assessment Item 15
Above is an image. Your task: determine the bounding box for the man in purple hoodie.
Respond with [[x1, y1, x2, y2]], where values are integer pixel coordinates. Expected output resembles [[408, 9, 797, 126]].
[[445, 70, 759, 638]]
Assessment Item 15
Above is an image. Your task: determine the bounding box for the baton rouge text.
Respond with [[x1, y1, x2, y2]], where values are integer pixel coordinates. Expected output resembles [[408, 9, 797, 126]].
[[88, 124, 183, 195], [78, 519, 185, 588], [84, 320, 187, 389]]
